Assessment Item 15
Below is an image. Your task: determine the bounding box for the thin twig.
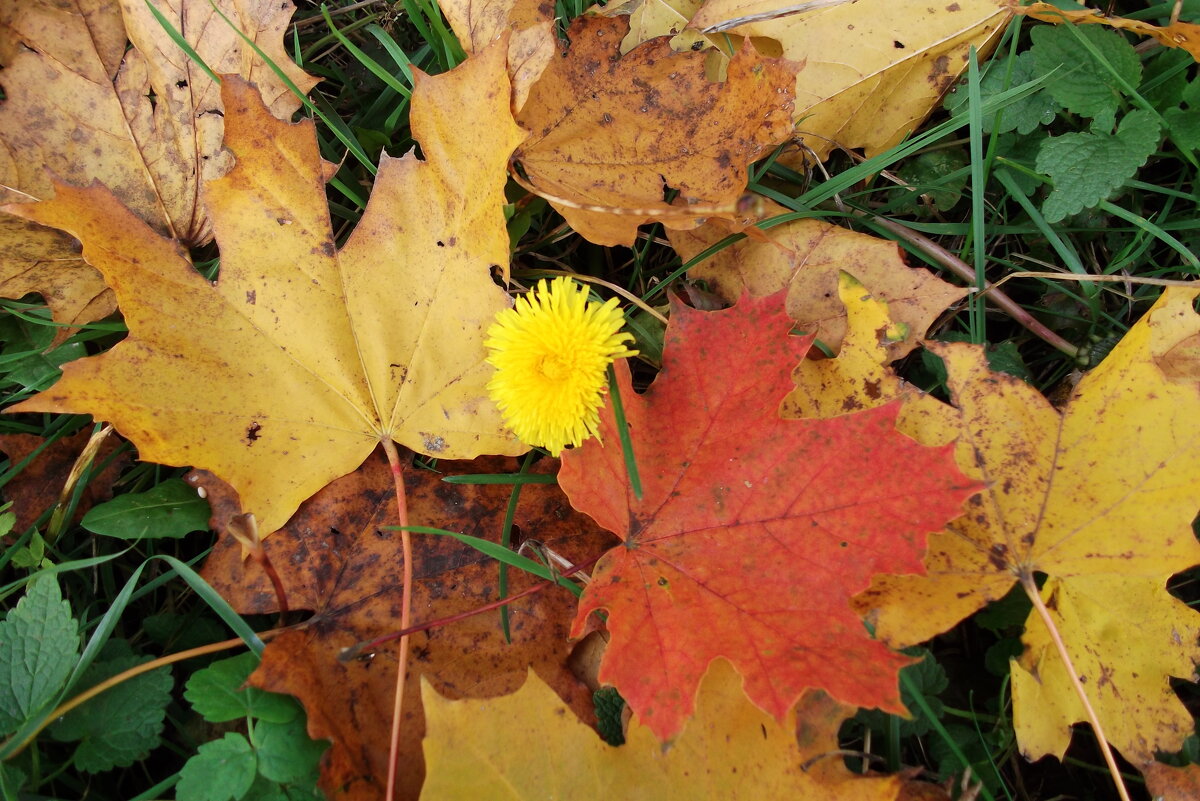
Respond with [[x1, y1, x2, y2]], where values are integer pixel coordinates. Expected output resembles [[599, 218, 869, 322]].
[[857, 211, 1081, 358], [379, 439, 412, 801], [338, 554, 599, 662], [1019, 573, 1132, 801]]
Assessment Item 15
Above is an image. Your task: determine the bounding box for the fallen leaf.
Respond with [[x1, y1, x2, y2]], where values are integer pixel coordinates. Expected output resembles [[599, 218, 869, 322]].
[[0, 0, 317, 335], [0, 429, 129, 534], [603, 0, 709, 53], [5, 44, 526, 536], [420, 659, 903, 800], [1018, 2, 1200, 62], [439, 0, 555, 111], [559, 290, 979, 740], [669, 203, 967, 358], [851, 288, 1200, 763], [513, 14, 797, 246], [196, 453, 615, 801], [1142, 761, 1200, 801], [687, 0, 1011, 161]]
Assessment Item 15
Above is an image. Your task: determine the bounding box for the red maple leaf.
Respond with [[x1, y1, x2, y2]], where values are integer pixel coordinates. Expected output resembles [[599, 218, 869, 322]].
[[560, 291, 980, 740]]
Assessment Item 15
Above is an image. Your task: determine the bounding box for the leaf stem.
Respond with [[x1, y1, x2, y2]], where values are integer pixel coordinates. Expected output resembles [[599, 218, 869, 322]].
[[379, 439, 412, 801], [337, 553, 600, 662], [1018, 573, 1131, 801]]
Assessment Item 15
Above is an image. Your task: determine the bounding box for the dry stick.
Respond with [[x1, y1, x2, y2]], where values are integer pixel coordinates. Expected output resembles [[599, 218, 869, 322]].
[[857, 212, 1081, 359], [379, 439, 412, 801], [2, 628, 292, 760], [1018, 573, 1132, 801]]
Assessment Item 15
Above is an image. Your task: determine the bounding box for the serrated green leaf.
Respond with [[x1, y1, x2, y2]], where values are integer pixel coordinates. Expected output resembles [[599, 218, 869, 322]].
[[1031, 24, 1140, 120], [896, 148, 968, 215], [184, 653, 299, 724], [81, 478, 211, 539], [253, 716, 327, 785], [0, 576, 79, 735], [1036, 109, 1161, 223], [857, 648, 947, 738], [177, 733, 258, 801], [48, 648, 172, 772], [1165, 98, 1200, 152], [982, 52, 1059, 135]]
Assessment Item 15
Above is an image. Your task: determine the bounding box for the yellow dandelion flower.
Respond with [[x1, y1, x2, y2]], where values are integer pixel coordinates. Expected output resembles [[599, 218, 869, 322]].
[[485, 277, 637, 456]]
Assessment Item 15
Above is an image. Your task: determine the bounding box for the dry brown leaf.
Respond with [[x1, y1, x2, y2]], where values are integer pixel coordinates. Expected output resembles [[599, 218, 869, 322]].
[[0, 429, 128, 533], [687, 0, 1011, 162], [669, 203, 966, 358], [195, 454, 615, 801], [0, 0, 316, 334], [439, 0, 556, 110], [1018, 2, 1200, 61], [513, 14, 797, 246], [1142, 761, 1200, 801]]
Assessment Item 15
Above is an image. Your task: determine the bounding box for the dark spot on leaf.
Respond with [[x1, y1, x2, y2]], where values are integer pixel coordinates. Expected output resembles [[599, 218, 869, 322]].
[[176, 80, 188, 89], [894, 41, 905, 48], [436, 240, 445, 247], [245, 422, 262, 445], [421, 433, 446, 453], [246, 290, 256, 305], [657, 576, 668, 586], [840, 542, 848, 548], [987, 543, 1007, 570]]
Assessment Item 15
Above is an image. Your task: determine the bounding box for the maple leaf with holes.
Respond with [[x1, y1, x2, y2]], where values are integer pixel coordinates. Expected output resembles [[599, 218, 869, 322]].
[[558, 291, 981, 740]]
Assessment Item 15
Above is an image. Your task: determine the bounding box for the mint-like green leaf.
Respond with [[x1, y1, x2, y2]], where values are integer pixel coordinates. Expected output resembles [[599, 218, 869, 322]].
[[0, 576, 79, 735], [81, 478, 210, 539], [1031, 24, 1141, 120], [1164, 106, 1200, 151], [184, 653, 299, 724], [983, 52, 1059, 135], [253, 717, 327, 785], [857, 648, 947, 738], [49, 651, 172, 772], [1036, 109, 1161, 223], [177, 733, 258, 801]]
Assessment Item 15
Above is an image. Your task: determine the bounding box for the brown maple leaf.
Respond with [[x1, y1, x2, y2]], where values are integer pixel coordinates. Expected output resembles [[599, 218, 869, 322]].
[[195, 453, 615, 801]]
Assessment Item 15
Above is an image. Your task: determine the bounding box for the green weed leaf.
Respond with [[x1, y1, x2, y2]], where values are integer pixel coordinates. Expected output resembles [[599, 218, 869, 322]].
[[80, 478, 210, 539], [184, 653, 299, 724], [971, 52, 1059, 135], [1036, 109, 1161, 223], [48, 645, 172, 772], [1030, 24, 1140, 120], [857, 649, 948, 738], [177, 733, 258, 801], [0, 576, 79, 735], [252, 717, 326, 785]]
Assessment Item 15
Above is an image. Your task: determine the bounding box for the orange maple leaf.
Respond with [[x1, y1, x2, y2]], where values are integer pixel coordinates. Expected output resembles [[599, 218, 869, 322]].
[[559, 290, 980, 739]]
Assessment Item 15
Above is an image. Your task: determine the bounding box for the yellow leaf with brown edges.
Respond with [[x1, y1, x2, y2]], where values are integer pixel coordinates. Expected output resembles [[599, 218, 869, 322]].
[[1018, 2, 1200, 61], [0, 0, 316, 336], [670, 204, 967, 358], [420, 659, 903, 801], [4, 43, 526, 537], [688, 0, 1011, 161], [513, 14, 797, 247], [848, 288, 1200, 763]]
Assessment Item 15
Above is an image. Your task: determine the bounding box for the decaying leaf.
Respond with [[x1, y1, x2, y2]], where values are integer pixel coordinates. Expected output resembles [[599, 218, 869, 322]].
[[844, 287, 1200, 763], [196, 454, 615, 801], [687, 0, 1011, 161], [1142, 761, 1200, 801], [439, 0, 556, 110], [669, 203, 967, 358], [513, 14, 797, 246], [5, 44, 527, 537], [0, 0, 317, 334], [1018, 2, 1200, 62], [0, 429, 129, 534], [559, 290, 979, 740], [421, 659, 903, 800]]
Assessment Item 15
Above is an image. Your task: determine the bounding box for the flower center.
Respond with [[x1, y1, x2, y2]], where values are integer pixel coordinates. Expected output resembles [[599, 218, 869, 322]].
[[538, 352, 575, 383]]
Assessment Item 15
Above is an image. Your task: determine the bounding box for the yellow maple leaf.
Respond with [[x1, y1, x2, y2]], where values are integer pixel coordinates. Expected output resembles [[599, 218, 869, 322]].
[[831, 285, 1200, 763], [420, 659, 903, 800], [3, 42, 526, 537], [0, 0, 316, 335]]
